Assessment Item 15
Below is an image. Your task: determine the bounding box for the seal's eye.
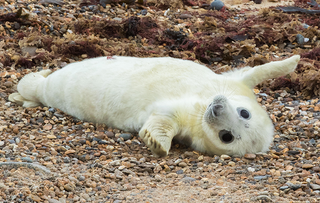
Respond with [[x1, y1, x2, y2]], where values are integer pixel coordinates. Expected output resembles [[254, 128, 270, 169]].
[[237, 107, 251, 119], [219, 130, 234, 144]]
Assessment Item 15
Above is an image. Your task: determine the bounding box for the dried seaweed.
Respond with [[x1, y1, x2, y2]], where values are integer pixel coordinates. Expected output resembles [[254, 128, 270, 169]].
[[146, 0, 183, 9], [58, 41, 103, 58], [271, 76, 299, 92], [271, 48, 320, 98], [181, 0, 208, 6], [301, 47, 320, 61], [80, 0, 99, 7], [294, 0, 320, 9]]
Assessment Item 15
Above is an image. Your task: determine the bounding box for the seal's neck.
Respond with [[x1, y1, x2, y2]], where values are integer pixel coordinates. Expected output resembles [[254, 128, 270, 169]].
[[172, 98, 209, 148]]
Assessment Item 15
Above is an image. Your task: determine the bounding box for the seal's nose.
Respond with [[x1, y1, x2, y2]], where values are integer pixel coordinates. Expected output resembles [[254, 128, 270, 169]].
[[212, 104, 224, 117], [211, 95, 227, 117], [213, 95, 227, 104]]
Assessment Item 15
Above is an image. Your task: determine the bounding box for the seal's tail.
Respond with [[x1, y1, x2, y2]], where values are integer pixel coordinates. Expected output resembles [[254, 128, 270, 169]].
[[9, 69, 52, 107]]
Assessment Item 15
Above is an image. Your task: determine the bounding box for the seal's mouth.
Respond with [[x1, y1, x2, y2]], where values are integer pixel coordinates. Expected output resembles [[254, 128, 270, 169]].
[[219, 130, 234, 144]]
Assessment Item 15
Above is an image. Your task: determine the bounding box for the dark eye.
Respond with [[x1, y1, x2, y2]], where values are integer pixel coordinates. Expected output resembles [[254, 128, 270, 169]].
[[219, 130, 234, 144], [237, 108, 251, 119]]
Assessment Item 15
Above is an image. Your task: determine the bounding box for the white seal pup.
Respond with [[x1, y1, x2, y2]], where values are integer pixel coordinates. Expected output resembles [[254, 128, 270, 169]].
[[9, 55, 300, 157]]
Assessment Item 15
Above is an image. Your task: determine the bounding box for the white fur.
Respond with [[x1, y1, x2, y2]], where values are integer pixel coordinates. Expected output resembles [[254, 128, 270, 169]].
[[9, 55, 300, 157]]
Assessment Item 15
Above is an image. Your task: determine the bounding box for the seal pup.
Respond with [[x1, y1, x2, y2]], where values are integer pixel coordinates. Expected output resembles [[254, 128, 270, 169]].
[[9, 55, 300, 157]]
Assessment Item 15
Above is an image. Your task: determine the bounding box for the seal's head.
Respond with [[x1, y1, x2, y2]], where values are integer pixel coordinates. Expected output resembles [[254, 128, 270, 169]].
[[203, 94, 273, 156], [201, 55, 300, 156]]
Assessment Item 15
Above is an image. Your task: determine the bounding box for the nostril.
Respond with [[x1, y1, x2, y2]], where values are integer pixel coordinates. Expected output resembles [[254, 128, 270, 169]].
[[219, 130, 234, 144]]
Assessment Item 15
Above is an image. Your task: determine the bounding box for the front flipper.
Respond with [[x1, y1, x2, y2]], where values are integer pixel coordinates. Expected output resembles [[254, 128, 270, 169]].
[[139, 113, 179, 157]]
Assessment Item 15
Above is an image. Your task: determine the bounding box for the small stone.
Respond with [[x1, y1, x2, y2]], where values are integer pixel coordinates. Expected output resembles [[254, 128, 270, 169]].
[[174, 159, 182, 164], [309, 138, 316, 145], [244, 153, 256, 159], [302, 164, 314, 169], [155, 174, 162, 182], [256, 195, 272, 202], [95, 133, 105, 140], [228, 161, 235, 167], [176, 169, 184, 174], [312, 166, 320, 172], [179, 14, 193, 19], [30, 194, 42, 202], [63, 157, 70, 163], [21, 157, 33, 163], [48, 107, 56, 113], [253, 0, 262, 3], [310, 184, 320, 190], [0, 183, 7, 189], [178, 162, 187, 167], [258, 191, 269, 196], [78, 175, 85, 181], [247, 167, 255, 172], [113, 17, 122, 21], [43, 124, 53, 130], [119, 133, 133, 141], [220, 154, 231, 160], [93, 137, 101, 142], [82, 193, 90, 201], [106, 145, 114, 150], [210, 0, 224, 11], [109, 160, 121, 166], [287, 182, 301, 190], [48, 199, 61, 203], [0, 141, 4, 147], [280, 186, 289, 190], [106, 131, 115, 138], [7, 139, 15, 144], [153, 164, 162, 173], [64, 183, 75, 192], [47, 134, 56, 139], [184, 151, 194, 157], [181, 177, 196, 182], [296, 34, 304, 45], [254, 175, 268, 181], [14, 137, 20, 144], [141, 9, 147, 15], [164, 165, 171, 172], [4, 81, 13, 88], [99, 0, 112, 8], [12, 126, 19, 134], [303, 23, 309, 29], [65, 150, 76, 155], [114, 169, 124, 179]]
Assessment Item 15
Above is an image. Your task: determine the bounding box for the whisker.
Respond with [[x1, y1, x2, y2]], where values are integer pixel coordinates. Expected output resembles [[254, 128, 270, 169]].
[[226, 87, 236, 100]]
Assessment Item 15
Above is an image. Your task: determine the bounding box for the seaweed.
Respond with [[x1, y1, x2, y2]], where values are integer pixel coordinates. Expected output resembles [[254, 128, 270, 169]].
[[124, 16, 140, 37], [163, 29, 188, 49], [79, 0, 99, 7], [59, 41, 103, 58], [124, 16, 159, 43], [301, 47, 320, 61], [16, 57, 34, 69]]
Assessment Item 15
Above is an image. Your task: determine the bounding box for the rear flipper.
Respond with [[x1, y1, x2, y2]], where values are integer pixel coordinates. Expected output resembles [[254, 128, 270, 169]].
[[8, 93, 41, 107], [8, 69, 52, 108]]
